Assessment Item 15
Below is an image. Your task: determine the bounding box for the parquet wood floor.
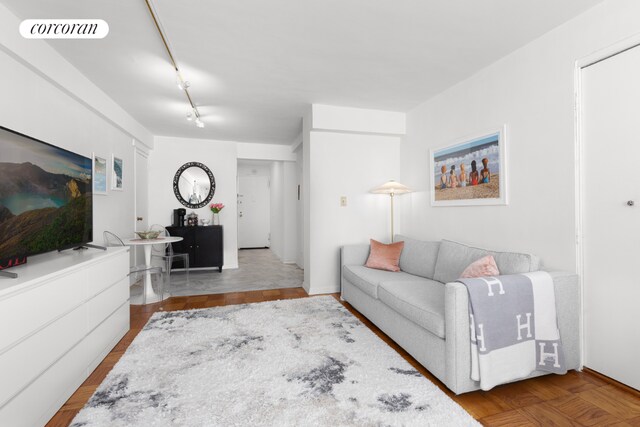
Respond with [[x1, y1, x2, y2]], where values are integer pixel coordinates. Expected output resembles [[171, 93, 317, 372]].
[[46, 289, 640, 426]]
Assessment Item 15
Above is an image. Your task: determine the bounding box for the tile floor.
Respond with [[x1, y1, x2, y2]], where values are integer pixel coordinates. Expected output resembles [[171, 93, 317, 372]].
[[165, 248, 303, 297]]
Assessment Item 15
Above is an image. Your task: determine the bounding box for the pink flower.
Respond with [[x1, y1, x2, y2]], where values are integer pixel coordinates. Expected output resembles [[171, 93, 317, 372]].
[[210, 202, 225, 213]]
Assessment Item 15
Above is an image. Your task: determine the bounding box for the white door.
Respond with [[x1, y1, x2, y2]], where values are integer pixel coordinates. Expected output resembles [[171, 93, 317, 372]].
[[134, 146, 149, 265], [238, 175, 270, 248], [582, 44, 640, 390]]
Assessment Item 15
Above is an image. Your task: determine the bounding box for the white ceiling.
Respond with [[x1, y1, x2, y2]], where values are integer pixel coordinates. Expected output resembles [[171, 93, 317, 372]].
[[5, 0, 602, 145]]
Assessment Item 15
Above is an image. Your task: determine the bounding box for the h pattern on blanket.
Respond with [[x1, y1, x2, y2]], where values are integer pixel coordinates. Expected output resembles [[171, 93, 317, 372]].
[[458, 271, 566, 391]]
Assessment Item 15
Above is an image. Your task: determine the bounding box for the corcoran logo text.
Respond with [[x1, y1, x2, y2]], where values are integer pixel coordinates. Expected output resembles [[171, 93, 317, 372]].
[[19, 19, 109, 39]]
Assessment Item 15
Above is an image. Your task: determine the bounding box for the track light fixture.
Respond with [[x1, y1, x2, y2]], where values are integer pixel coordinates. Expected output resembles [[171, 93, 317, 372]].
[[176, 72, 190, 91], [145, 0, 204, 129], [186, 107, 204, 128]]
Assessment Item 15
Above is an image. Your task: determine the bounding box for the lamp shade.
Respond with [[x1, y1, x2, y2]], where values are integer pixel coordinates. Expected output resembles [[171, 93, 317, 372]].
[[370, 180, 412, 195]]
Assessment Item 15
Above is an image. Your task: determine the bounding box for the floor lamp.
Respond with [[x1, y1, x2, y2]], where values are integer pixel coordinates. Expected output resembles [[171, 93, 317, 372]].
[[370, 180, 412, 243]]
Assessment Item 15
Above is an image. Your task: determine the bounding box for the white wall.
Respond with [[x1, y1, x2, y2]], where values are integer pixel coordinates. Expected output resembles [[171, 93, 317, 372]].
[[399, 0, 640, 272], [237, 159, 297, 262], [237, 162, 271, 177], [269, 162, 284, 258], [0, 4, 153, 149], [268, 160, 297, 263], [302, 108, 312, 291], [0, 4, 152, 253], [304, 105, 405, 294], [308, 133, 400, 294], [237, 142, 296, 161], [312, 104, 407, 135], [148, 136, 239, 269], [282, 161, 297, 263], [295, 145, 304, 268]]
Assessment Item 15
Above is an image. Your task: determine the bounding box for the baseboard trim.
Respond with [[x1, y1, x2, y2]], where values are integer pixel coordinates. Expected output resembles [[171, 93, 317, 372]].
[[582, 367, 640, 396], [172, 265, 239, 271], [306, 286, 340, 296]]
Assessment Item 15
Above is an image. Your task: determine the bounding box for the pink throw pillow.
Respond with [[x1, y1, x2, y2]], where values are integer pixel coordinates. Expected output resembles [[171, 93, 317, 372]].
[[460, 255, 500, 278], [365, 239, 404, 272]]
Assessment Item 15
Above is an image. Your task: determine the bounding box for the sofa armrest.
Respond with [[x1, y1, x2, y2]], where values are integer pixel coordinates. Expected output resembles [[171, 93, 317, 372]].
[[444, 281, 472, 394], [340, 244, 370, 297], [443, 271, 581, 394], [340, 244, 370, 267], [547, 271, 582, 370]]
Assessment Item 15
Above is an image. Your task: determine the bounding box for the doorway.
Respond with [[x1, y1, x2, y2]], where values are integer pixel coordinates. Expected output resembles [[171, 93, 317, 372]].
[[134, 144, 149, 266], [237, 158, 299, 266], [578, 42, 640, 390]]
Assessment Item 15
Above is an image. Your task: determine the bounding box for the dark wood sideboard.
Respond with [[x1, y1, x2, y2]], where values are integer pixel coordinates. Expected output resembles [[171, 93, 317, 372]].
[[165, 225, 224, 272]]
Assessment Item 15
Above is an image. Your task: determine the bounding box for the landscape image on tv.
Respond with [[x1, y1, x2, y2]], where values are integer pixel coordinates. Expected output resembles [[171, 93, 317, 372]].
[[0, 126, 93, 264]]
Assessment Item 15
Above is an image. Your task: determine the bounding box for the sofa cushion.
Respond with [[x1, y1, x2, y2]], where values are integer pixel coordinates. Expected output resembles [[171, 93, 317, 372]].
[[460, 255, 500, 278], [395, 235, 440, 279], [365, 239, 404, 272], [342, 265, 432, 299], [433, 240, 540, 284], [378, 280, 446, 338]]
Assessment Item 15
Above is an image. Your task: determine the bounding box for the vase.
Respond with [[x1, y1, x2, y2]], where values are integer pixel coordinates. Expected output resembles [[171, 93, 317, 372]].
[[212, 213, 220, 225]]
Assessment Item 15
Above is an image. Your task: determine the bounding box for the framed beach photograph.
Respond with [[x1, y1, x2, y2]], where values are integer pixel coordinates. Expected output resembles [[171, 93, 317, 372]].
[[111, 155, 123, 191], [430, 126, 507, 206], [93, 153, 108, 195]]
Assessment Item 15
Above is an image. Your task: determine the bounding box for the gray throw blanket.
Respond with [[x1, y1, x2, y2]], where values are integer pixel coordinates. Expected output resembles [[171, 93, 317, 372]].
[[458, 271, 566, 391]]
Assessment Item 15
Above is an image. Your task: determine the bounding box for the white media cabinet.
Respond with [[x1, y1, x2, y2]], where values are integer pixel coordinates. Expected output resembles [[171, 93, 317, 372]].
[[0, 247, 130, 427]]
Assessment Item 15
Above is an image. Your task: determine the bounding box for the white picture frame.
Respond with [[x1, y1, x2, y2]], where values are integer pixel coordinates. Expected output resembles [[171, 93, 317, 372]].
[[429, 125, 507, 206], [93, 153, 108, 195], [111, 154, 123, 191]]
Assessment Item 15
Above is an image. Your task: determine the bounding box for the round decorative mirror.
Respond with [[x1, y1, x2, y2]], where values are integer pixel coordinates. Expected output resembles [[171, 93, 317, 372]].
[[173, 162, 216, 209]]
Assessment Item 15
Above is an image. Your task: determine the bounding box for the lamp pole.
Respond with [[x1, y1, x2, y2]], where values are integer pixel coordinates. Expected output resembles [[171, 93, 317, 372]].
[[390, 191, 395, 243], [370, 180, 412, 244]]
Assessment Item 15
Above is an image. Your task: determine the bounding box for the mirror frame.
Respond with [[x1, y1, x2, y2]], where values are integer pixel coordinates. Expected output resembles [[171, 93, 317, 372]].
[[173, 162, 216, 209]]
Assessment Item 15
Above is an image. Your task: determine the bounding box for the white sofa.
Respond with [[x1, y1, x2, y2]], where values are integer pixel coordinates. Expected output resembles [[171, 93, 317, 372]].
[[340, 235, 581, 394]]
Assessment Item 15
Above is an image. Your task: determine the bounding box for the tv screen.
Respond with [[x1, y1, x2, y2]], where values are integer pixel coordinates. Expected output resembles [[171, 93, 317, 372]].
[[0, 126, 93, 269]]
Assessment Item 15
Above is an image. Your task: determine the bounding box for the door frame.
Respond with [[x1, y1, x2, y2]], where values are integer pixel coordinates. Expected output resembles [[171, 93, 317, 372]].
[[574, 33, 640, 370], [133, 141, 150, 266]]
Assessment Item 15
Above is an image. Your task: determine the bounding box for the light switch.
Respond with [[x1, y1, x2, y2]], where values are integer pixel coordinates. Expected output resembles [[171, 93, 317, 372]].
[[340, 196, 347, 207]]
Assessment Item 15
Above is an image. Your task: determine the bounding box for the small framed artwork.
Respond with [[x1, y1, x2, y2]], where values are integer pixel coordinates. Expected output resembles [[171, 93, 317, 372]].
[[430, 126, 507, 206], [111, 155, 123, 191], [93, 153, 108, 195]]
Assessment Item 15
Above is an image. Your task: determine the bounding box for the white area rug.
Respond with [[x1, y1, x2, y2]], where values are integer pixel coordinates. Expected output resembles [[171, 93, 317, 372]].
[[72, 296, 478, 426]]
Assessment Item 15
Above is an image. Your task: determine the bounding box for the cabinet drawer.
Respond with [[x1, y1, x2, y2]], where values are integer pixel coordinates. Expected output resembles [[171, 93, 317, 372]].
[[86, 252, 129, 298], [0, 333, 88, 427], [86, 278, 129, 332], [0, 303, 86, 407], [85, 302, 129, 372], [0, 268, 87, 351]]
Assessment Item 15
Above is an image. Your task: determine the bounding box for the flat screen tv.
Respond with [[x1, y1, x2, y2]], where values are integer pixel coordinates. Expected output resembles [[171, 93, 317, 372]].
[[0, 126, 93, 271]]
